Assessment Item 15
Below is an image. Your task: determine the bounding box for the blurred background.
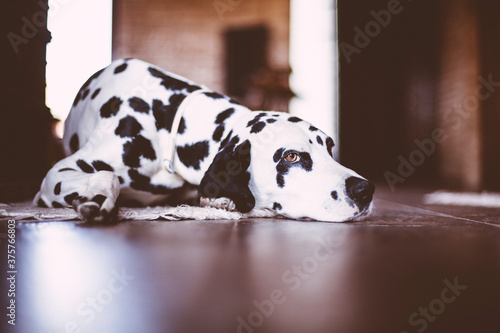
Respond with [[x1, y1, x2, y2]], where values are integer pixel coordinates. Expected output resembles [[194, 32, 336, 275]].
[[1, 0, 500, 202]]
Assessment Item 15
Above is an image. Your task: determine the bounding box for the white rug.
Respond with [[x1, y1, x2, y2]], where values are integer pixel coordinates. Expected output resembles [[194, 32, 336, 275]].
[[0, 202, 266, 222], [423, 191, 500, 208]]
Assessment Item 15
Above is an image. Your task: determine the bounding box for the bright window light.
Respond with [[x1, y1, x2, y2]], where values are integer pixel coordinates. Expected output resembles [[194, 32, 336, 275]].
[[289, 0, 338, 158], [46, 0, 113, 132]]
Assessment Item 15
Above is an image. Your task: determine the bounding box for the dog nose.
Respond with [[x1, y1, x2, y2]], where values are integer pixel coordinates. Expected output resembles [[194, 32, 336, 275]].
[[345, 177, 375, 208]]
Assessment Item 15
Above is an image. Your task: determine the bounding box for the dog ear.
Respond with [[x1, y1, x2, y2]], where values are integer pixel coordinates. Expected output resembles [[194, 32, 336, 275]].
[[199, 139, 255, 213]]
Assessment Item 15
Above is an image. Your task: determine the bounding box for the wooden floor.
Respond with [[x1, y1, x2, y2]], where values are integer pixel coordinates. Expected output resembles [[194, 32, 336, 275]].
[[3, 186, 500, 333]]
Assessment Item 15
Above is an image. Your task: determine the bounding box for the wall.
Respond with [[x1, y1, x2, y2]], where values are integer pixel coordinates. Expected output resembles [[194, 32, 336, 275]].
[[112, 0, 290, 94]]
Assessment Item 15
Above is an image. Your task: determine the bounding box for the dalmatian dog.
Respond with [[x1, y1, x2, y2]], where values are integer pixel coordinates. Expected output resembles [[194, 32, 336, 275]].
[[34, 58, 374, 223]]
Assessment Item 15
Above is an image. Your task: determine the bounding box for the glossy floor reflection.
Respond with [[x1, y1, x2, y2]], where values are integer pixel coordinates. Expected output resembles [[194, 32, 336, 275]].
[[5, 187, 500, 333]]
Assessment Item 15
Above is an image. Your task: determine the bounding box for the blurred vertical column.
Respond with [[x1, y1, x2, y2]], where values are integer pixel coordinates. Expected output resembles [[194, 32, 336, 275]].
[[289, 0, 338, 158], [1, 1, 53, 201], [437, 0, 482, 191], [477, 0, 500, 191]]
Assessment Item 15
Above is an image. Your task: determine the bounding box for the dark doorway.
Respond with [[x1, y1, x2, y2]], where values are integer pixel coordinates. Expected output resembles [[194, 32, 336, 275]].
[[1, 1, 53, 201], [224, 25, 269, 99], [338, 0, 440, 187]]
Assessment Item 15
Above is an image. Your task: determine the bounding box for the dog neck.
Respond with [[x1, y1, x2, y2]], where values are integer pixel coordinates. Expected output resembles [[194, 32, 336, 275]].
[[163, 88, 212, 174]]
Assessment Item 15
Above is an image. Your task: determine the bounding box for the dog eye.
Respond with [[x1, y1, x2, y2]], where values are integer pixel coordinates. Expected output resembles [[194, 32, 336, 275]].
[[285, 152, 299, 162]]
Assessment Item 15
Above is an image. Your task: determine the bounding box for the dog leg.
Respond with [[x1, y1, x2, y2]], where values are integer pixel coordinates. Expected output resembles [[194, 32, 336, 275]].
[[34, 155, 121, 224]]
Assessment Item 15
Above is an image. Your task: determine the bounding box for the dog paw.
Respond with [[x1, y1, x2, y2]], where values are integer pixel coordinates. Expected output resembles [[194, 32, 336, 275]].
[[72, 195, 118, 224], [200, 197, 237, 211]]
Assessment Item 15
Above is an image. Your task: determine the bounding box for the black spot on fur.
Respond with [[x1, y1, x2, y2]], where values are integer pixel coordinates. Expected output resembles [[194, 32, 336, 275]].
[[59, 168, 76, 172], [148, 67, 201, 92], [177, 140, 210, 170], [122, 136, 157, 168], [83, 68, 104, 89], [204, 92, 225, 99], [326, 137, 335, 158], [187, 86, 201, 93], [316, 136, 324, 146], [92, 160, 114, 172], [331, 191, 338, 200], [118, 176, 124, 184], [69, 133, 79, 153], [82, 89, 90, 100], [128, 169, 170, 194], [91, 88, 101, 99], [77, 159, 94, 173], [220, 131, 241, 150], [220, 130, 233, 149], [288, 116, 302, 123], [73, 68, 104, 107], [229, 98, 242, 105], [152, 96, 187, 133], [64, 192, 79, 205], [250, 121, 266, 134], [246, 113, 267, 126], [128, 97, 150, 114], [54, 182, 62, 195], [273, 202, 282, 211], [213, 108, 234, 142], [92, 194, 107, 206], [213, 125, 225, 142], [273, 148, 285, 163], [266, 118, 277, 124], [73, 90, 82, 107], [199, 140, 254, 213], [274, 149, 313, 188], [309, 125, 318, 132], [167, 95, 187, 131], [229, 135, 240, 146], [100, 96, 123, 118], [246, 118, 258, 127], [52, 201, 63, 208], [115, 116, 143, 138], [277, 174, 285, 188], [215, 108, 235, 124], [247, 113, 269, 133], [114, 62, 128, 74], [37, 198, 48, 208]]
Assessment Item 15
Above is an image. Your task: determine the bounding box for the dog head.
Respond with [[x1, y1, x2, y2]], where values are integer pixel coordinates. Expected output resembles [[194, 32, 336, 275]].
[[199, 112, 374, 222]]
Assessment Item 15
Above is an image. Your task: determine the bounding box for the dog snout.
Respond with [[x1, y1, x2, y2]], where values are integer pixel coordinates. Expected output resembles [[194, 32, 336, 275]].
[[345, 177, 375, 208]]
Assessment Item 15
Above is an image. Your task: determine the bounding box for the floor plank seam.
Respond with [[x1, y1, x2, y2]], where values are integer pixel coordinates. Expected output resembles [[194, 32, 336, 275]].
[[379, 199, 500, 228]]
